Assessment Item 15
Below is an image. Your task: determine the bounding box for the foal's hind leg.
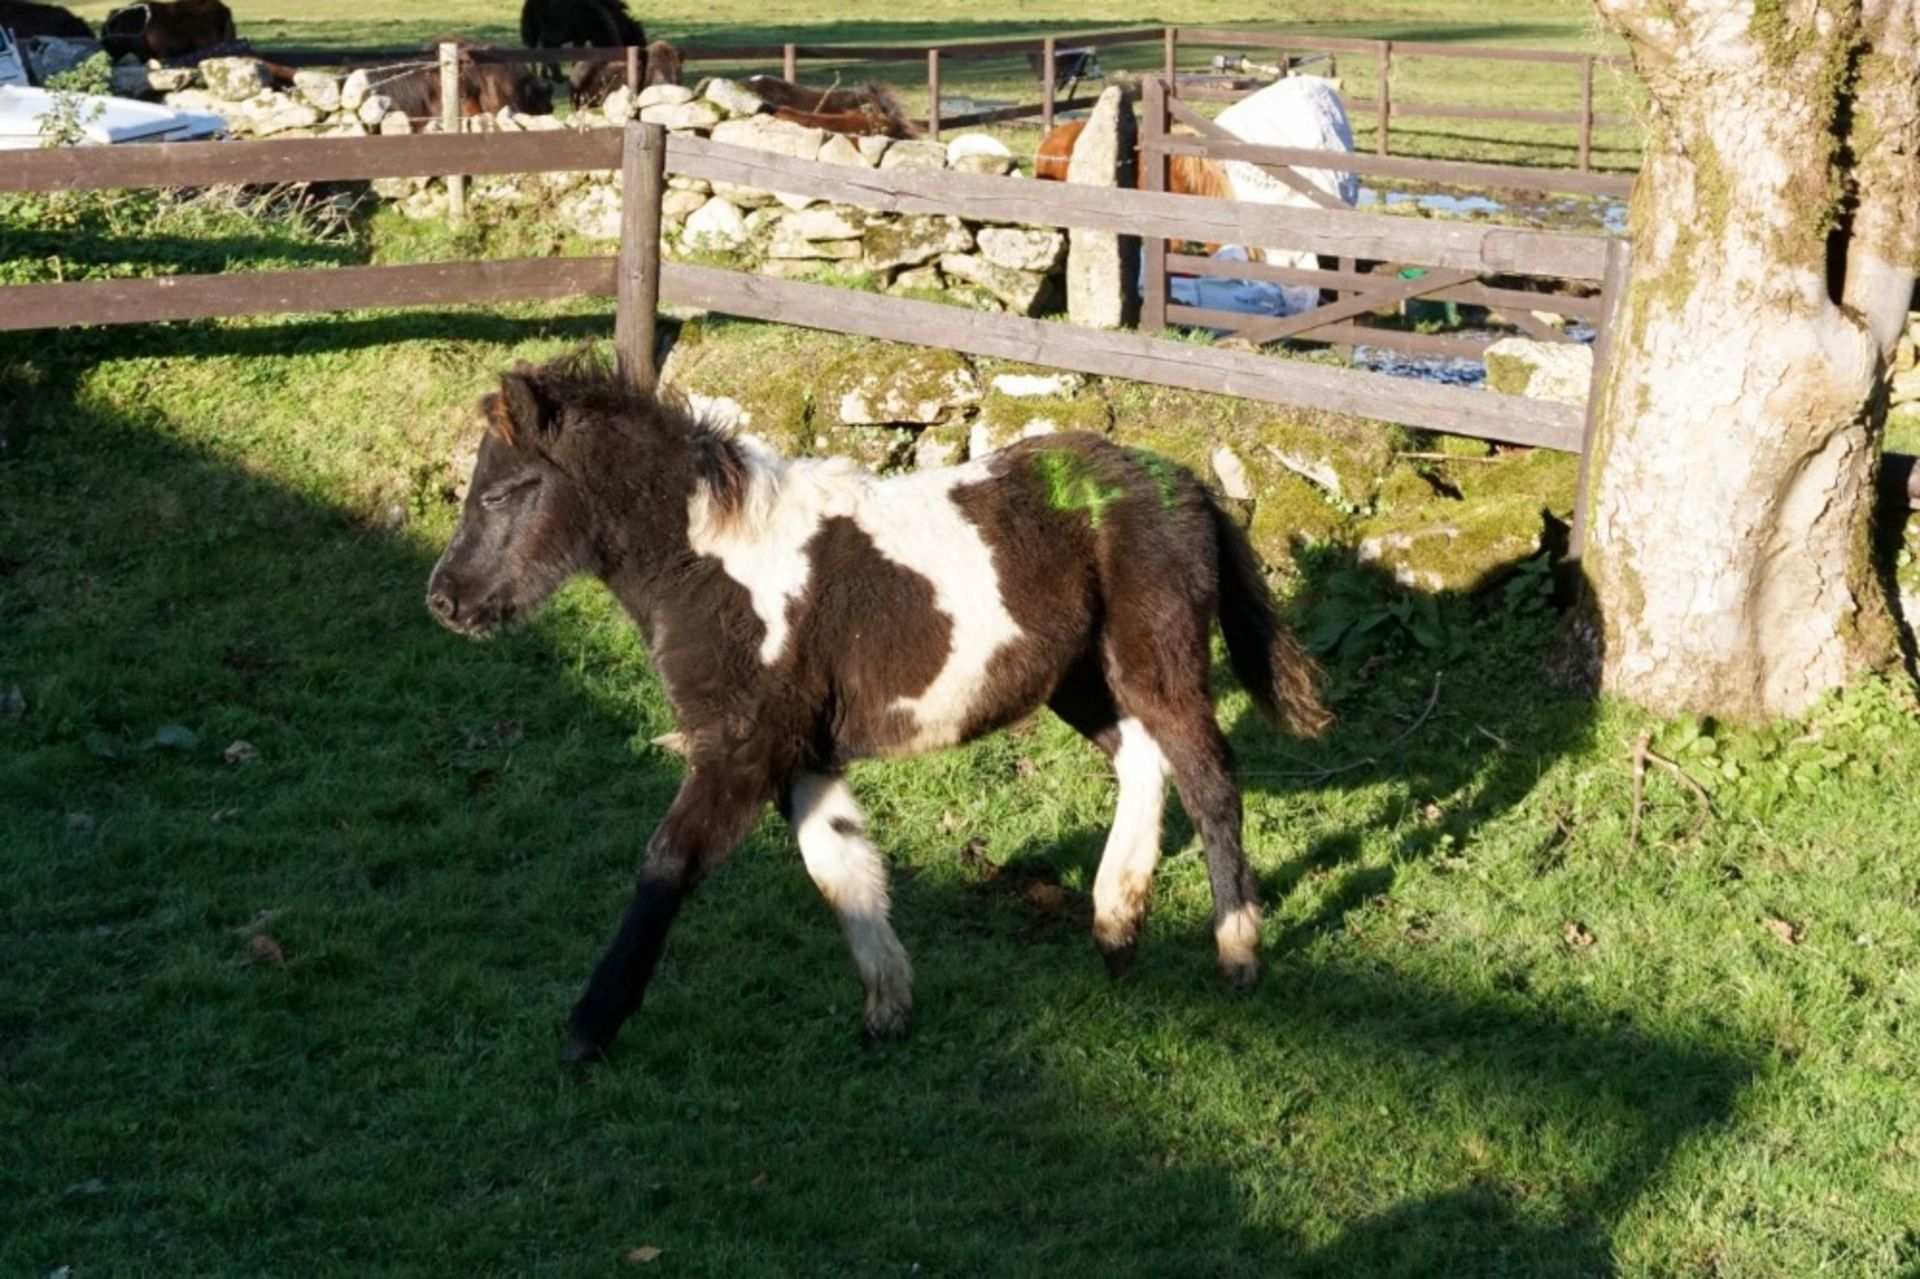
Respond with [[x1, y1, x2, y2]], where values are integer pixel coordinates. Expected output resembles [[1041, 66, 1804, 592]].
[[1050, 662, 1167, 977], [1103, 625, 1263, 989], [786, 772, 914, 1042]]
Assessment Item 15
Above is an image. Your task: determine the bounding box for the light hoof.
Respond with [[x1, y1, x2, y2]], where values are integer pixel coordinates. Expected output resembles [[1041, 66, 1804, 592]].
[[1214, 903, 1263, 991]]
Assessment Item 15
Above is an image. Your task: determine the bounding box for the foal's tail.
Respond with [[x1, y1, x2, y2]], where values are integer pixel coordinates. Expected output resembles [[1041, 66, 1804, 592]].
[[1209, 499, 1332, 738]]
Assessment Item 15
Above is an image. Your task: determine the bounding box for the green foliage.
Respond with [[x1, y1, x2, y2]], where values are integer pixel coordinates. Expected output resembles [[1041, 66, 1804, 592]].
[[32, 53, 112, 148], [1304, 566, 1464, 664], [1651, 679, 1914, 820]]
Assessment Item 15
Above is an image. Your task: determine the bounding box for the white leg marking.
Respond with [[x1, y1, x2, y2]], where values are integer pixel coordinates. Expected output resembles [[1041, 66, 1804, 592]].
[[1092, 718, 1168, 953], [790, 772, 913, 1036], [1215, 901, 1262, 982]]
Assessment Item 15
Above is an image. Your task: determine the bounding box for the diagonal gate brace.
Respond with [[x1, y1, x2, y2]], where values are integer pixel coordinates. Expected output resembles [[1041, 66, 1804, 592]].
[[1223, 266, 1478, 345]]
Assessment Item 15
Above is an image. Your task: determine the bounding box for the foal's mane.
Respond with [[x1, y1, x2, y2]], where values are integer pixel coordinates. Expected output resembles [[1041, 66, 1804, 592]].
[[493, 350, 751, 522]]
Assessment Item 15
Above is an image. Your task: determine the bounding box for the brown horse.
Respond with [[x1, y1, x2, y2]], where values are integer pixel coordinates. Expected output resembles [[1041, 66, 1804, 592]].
[[569, 37, 680, 108], [0, 0, 91, 40], [741, 75, 920, 138], [1032, 117, 1231, 197], [100, 0, 234, 60], [370, 38, 554, 121]]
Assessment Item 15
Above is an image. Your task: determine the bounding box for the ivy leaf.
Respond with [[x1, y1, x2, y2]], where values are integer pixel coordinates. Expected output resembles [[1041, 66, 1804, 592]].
[[151, 724, 199, 750]]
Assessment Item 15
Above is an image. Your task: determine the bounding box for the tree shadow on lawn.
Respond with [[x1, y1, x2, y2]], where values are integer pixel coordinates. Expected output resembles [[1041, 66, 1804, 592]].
[[1214, 544, 1604, 952], [0, 327, 1749, 1276]]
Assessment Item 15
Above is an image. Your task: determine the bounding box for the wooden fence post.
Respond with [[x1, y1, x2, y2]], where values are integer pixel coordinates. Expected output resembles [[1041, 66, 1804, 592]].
[[1375, 39, 1392, 157], [1041, 35, 1056, 131], [615, 122, 668, 392], [439, 41, 465, 225], [1578, 54, 1595, 171], [1162, 26, 1177, 83], [626, 45, 640, 94], [1570, 236, 1632, 560], [1140, 75, 1170, 336], [782, 42, 796, 81], [926, 48, 941, 136]]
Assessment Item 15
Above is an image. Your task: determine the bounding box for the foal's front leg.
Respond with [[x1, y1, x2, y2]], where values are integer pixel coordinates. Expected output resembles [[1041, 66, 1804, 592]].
[[564, 764, 769, 1062], [786, 772, 914, 1042]]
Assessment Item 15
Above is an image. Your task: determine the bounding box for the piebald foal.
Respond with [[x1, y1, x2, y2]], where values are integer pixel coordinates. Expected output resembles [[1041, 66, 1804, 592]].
[[427, 354, 1328, 1060]]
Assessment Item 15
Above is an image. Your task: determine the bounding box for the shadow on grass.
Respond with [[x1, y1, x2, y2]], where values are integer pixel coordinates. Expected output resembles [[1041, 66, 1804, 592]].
[[0, 325, 1750, 1275]]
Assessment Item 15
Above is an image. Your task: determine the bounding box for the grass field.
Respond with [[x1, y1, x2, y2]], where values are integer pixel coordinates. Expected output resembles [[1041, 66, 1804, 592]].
[[5, 4, 1920, 1274]]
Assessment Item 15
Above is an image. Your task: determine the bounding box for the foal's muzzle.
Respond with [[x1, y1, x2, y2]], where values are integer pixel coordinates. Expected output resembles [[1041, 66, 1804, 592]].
[[426, 571, 506, 638]]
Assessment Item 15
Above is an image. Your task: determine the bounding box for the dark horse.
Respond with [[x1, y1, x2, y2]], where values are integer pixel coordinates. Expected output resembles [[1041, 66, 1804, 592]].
[[373, 37, 554, 120], [521, 0, 641, 85], [0, 0, 91, 40], [569, 37, 681, 109], [101, 0, 234, 60], [741, 75, 920, 138], [428, 353, 1328, 1060], [521, 0, 643, 51]]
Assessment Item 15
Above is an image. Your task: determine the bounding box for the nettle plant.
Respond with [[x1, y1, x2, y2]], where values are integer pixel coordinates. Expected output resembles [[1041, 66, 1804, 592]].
[[37, 54, 111, 148]]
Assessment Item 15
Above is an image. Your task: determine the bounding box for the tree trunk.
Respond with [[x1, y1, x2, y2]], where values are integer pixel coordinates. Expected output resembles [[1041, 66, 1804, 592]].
[[1580, 0, 1919, 720]]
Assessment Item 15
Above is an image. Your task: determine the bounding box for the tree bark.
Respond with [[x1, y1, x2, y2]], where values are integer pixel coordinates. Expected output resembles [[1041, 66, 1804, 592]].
[[1579, 0, 1919, 720]]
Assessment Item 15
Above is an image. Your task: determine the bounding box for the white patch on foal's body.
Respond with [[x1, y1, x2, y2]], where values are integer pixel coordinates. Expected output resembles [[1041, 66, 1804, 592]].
[[687, 445, 1023, 751], [687, 439, 865, 665], [789, 772, 913, 1036], [1092, 717, 1170, 951]]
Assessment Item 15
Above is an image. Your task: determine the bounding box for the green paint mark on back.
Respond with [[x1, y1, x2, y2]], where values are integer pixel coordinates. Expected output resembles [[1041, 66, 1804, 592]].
[[1033, 448, 1127, 529], [1125, 447, 1185, 512]]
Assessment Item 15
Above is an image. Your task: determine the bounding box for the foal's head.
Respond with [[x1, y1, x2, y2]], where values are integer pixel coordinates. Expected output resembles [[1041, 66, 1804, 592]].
[[428, 355, 734, 638], [428, 364, 597, 637]]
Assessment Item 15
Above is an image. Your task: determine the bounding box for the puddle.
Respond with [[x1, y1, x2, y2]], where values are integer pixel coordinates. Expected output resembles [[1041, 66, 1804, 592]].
[[1357, 184, 1627, 235], [1351, 346, 1491, 387]]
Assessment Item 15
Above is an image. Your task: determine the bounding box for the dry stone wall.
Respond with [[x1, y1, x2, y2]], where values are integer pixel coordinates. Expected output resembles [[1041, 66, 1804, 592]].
[[156, 62, 1067, 315]]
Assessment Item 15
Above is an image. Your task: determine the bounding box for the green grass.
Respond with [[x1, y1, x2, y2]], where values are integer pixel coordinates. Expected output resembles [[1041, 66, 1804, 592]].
[[5, 182, 1920, 1276]]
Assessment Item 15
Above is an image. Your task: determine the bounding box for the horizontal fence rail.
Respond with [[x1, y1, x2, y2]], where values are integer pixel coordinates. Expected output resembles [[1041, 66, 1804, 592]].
[[671, 137, 1615, 279], [659, 262, 1582, 449], [0, 129, 620, 191], [0, 259, 616, 331], [1139, 138, 1636, 200]]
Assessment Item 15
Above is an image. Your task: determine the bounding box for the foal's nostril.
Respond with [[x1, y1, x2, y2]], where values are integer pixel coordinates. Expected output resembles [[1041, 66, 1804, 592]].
[[428, 589, 458, 621]]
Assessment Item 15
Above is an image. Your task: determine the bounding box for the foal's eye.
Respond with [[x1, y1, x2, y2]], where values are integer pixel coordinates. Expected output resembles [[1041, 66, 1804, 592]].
[[481, 476, 540, 509]]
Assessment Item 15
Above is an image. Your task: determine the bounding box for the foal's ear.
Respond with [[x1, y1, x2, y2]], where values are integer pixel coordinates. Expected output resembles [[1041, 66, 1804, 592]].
[[488, 368, 554, 446]]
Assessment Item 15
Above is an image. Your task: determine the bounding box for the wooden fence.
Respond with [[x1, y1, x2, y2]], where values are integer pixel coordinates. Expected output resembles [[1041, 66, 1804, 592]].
[[0, 124, 1603, 447], [255, 24, 1635, 165], [5, 123, 1913, 528]]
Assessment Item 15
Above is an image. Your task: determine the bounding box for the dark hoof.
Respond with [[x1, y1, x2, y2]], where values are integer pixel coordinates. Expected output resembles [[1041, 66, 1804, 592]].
[[562, 1026, 611, 1065], [1219, 958, 1260, 992], [1097, 938, 1139, 980], [861, 1009, 911, 1048]]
